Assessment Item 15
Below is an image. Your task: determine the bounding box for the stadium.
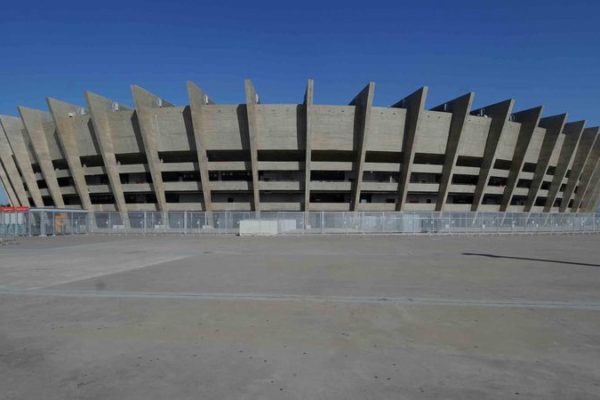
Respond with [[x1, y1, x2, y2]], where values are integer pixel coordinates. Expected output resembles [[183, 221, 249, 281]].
[[1, 80, 599, 218]]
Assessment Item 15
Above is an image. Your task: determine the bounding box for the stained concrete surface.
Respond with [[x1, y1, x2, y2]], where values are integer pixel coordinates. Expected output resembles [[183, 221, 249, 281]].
[[1, 234, 599, 399]]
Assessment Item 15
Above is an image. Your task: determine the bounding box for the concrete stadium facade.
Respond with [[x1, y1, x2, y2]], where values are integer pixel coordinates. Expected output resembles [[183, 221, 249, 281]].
[[1, 80, 599, 216]]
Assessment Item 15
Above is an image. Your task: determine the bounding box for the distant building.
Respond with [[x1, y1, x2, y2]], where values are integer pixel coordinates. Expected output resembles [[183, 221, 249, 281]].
[[0, 80, 599, 214]]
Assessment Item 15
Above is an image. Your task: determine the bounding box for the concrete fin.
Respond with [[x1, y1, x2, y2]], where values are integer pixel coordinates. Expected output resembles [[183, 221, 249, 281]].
[[392, 87, 428, 210]]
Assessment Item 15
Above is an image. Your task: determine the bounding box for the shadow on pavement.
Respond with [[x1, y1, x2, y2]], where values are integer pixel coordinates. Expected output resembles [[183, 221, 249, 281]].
[[462, 253, 600, 268]]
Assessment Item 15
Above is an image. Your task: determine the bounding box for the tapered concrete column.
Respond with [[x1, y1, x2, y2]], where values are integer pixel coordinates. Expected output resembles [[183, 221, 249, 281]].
[[0, 161, 18, 205], [524, 114, 568, 212], [470, 99, 514, 211], [244, 79, 261, 212], [572, 137, 600, 212], [431, 92, 474, 211], [131, 85, 172, 212], [543, 120, 585, 211], [0, 124, 29, 206], [393, 87, 428, 211], [0, 116, 43, 207], [85, 91, 130, 226], [187, 81, 215, 213], [500, 106, 543, 211], [303, 79, 314, 212], [349, 82, 375, 211], [47, 98, 93, 210], [560, 127, 599, 212], [581, 160, 600, 211], [18, 106, 65, 208], [586, 178, 600, 212]]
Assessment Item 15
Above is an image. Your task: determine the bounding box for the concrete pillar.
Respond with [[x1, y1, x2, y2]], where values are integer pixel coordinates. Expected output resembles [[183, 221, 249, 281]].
[[244, 79, 261, 212], [393, 87, 428, 211], [431, 92, 474, 211], [0, 160, 18, 205], [47, 98, 93, 210], [560, 127, 599, 212], [470, 99, 514, 211], [187, 81, 214, 214], [303, 79, 314, 212], [0, 116, 44, 207], [580, 164, 599, 211], [524, 114, 568, 212], [500, 106, 543, 211], [349, 82, 375, 211], [0, 123, 29, 206], [580, 157, 600, 211], [18, 106, 65, 208], [131, 85, 172, 212], [85, 91, 130, 226], [571, 132, 600, 211], [543, 120, 585, 211]]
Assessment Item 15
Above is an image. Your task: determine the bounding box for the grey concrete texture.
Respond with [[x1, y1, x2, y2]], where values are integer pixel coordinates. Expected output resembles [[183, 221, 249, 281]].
[[1, 234, 600, 399], [3, 81, 599, 214]]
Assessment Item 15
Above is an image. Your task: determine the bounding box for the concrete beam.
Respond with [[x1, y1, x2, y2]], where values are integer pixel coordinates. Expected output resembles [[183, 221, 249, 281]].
[[303, 79, 314, 211], [500, 106, 543, 211], [349, 82, 375, 211], [47, 98, 93, 210], [18, 106, 65, 208], [523, 114, 568, 212], [560, 127, 599, 212], [571, 136, 600, 211], [131, 85, 173, 211], [0, 123, 30, 206], [543, 120, 585, 211], [431, 92, 474, 211], [187, 81, 215, 213], [0, 116, 43, 207], [0, 160, 18, 205], [85, 91, 130, 224], [470, 99, 514, 211], [393, 87, 428, 211], [244, 79, 261, 212]]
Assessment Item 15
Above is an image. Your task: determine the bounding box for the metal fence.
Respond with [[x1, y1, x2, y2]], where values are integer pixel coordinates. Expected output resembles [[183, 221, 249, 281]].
[[2, 209, 600, 238]]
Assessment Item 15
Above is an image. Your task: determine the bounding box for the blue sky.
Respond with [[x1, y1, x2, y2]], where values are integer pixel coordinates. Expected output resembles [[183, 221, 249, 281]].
[[1, 0, 600, 204]]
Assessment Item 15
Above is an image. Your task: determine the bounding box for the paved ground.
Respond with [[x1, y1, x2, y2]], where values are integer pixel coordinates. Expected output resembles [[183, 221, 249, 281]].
[[1, 234, 599, 399]]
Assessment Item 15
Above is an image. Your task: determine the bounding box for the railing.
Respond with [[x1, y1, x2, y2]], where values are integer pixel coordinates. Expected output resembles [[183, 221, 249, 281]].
[[1, 209, 600, 237]]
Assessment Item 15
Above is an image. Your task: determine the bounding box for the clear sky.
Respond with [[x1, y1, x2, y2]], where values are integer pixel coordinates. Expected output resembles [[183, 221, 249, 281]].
[[1, 0, 599, 205]]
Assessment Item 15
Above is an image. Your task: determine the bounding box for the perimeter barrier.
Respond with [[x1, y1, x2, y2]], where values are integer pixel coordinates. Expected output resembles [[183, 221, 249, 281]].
[[1, 209, 600, 237]]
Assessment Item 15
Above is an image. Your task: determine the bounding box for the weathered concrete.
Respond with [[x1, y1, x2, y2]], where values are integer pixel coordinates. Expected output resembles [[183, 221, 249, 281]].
[[393, 87, 428, 211], [47, 98, 93, 210], [431, 92, 474, 211], [0, 123, 29, 206], [349, 82, 375, 211], [244, 80, 261, 212], [0, 82, 598, 213], [560, 127, 599, 212], [543, 120, 585, 211], [500, 106, 543, 211], [187, 81, 215, 212], [572, 133, 600, 211], [524, 114, 567, 211], [131, 85, 172, 211], [1, 235, 599, 399], [470, 100, 514, 211], [303, 79, 314, 211], [0, 115, 44, 207], [85, 91, 130, 225], [0, 159, 17, 205]]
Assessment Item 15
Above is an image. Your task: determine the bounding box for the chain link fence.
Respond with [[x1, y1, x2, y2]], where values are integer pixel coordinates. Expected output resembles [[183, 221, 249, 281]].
[[2, 209, 600, 237]]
